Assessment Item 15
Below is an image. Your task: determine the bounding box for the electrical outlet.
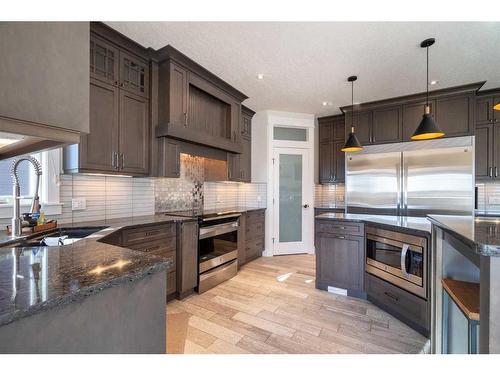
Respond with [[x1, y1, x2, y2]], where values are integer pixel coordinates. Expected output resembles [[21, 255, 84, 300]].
[[72, 197, 86, 211], [488, 197, 500, 205]]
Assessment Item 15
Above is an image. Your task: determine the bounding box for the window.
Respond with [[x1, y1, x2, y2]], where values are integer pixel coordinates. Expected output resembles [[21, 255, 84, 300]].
[[273, 126, 308, 141], [0, 149, 61, 216]]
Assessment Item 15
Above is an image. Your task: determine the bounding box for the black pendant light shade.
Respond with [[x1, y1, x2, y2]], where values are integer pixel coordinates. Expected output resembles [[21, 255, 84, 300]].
[[411, 38, 445, 141], [342, 75, 363, 152]]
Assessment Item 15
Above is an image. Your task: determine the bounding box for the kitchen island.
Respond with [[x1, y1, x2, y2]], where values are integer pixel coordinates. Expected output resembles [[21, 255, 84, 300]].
[[0, 214, 190, 353], [428, 215, 500, 354]]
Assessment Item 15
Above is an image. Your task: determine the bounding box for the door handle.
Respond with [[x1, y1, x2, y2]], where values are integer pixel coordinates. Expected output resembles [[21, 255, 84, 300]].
[[120, 153, 125, 170], [496, 167, 498, 178], [303, 204, 309, 208], [489, 167, 493, 178], [401, 244, 410, 279]]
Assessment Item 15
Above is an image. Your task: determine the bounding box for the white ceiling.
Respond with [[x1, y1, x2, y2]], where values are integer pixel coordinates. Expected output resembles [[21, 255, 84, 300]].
[[107, 22, 500, 116]]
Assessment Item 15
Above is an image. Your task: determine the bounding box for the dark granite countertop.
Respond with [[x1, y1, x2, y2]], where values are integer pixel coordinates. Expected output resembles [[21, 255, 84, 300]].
[[427, 215, 500, 257], [315, 212, 431, 235], [0, 214, 192, 327]]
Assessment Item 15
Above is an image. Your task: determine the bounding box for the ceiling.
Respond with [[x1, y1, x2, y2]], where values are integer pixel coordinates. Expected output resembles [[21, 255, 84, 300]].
[[107, 22, 500, 116]]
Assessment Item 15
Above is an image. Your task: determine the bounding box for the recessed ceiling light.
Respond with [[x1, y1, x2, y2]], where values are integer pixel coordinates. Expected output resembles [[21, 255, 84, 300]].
[[256, 74, 264, 80], [322, 101, 329, 106], [429, 80, 439, 85]]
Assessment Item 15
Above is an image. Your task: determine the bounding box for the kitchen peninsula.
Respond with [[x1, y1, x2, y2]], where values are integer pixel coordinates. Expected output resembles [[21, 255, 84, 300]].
[[0, 214, 192, 353], [429, 215, 500, 354]]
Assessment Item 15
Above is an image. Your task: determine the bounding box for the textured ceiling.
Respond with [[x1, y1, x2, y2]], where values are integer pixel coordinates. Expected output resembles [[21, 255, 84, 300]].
[[107, 22, 500, 116]]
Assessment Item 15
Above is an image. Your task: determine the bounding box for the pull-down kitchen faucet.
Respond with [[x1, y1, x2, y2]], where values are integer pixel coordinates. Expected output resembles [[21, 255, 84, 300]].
[[11, 156, 42, 237]]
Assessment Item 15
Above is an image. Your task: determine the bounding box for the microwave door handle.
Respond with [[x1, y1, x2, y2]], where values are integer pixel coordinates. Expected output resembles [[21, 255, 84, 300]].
[[401, 244, 410, 279]]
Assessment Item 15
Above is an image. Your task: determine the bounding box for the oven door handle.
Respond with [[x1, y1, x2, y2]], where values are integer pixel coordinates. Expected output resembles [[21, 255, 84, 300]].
[[199, 222, 239, 239], [401, 244, 410, 279]]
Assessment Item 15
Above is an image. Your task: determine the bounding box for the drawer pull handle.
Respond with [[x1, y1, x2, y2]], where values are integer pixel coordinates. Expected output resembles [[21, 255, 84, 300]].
[[337, 236, 345, 239], [144, 245, 160, 252], [145, 231, 159, 237], [384, 291, 400, 302]]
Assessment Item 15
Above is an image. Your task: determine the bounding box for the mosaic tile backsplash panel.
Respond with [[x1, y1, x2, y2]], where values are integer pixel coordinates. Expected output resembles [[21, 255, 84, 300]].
[[314, 183, 345, 208]]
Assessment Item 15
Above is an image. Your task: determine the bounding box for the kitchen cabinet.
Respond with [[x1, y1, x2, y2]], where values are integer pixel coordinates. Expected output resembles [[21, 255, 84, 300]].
[[64, 25, 150, 176], [402, 100, 435, 140], [372, 106, 402, 143], [435, 94, 473, 137], [157, 138, 181, 177], [475, 92, 500, 126], [75, 79, 119, 173], [119, 90, 149, 174], [228, 106, 254, 182], [318, 115, 345, 184], [474, 89, 500, 180], [156, 46, 248, 154], [239, 209, 266, 267], [176, 220, 199, 299], [315, 219, 365, 297], [346, 111, 372, 145]]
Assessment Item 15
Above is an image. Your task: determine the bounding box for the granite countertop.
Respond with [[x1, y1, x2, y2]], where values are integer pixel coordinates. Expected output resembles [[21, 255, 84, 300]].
[[427, 215, 500, 257], [315, 212, 431, 235], [0, 214, 192, 327]]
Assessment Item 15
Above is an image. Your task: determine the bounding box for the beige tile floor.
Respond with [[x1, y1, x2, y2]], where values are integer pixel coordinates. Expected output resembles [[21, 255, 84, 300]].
[[166, 254, 430, 354]]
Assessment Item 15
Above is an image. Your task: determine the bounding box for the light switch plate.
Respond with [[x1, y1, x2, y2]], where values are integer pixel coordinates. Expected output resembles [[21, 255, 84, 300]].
[[72, 197, 86, 211]]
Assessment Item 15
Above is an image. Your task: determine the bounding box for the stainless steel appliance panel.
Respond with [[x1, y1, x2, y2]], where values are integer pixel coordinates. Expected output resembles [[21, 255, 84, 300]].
[[346, 152, 401, 215], [198, 260, 238, 294], [403, 146, 473, 216]]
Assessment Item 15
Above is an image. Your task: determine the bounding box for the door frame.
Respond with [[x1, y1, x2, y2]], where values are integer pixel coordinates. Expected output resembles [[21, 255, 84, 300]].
[[272, 146, 314, 255]]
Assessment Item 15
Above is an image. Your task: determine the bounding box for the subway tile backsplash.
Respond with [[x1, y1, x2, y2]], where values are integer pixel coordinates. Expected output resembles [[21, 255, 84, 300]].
[[476, 181, 500, 215], [0, 153, 266, 227], [314, 183, 345, 208]]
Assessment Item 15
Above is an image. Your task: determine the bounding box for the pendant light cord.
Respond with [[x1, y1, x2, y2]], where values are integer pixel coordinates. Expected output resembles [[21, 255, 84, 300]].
[[351, 80, 354, 131], [426, 46, 429, 107]]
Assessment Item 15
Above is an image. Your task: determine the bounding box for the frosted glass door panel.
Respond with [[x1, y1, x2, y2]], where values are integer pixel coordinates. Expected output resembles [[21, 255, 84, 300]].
[[279, 154, 303, 243]]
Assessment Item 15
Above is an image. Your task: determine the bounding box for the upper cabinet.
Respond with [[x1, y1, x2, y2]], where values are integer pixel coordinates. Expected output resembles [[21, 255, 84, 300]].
[[228, 105, 254, 182], [0, 22, 89, 159], [340, 82, 482, 146], [64, 23, 150, 176], [318, 114, 345, 184], [156, 46, 248, 154], [475, 89, 500, 180]]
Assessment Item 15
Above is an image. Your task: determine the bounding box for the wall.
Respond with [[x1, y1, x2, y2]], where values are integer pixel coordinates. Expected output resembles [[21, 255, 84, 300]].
[[476, 181, 500, 215], [314, 183, 345, 208]]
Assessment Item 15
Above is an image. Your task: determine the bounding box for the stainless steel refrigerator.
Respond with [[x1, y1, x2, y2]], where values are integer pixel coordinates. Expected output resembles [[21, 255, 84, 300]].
[[345, 136, 474, 216]]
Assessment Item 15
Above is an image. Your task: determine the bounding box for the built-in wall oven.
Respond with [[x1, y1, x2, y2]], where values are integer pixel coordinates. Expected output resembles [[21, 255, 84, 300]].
[[197, 213, 240, 293], [366, 226, 427, 299]]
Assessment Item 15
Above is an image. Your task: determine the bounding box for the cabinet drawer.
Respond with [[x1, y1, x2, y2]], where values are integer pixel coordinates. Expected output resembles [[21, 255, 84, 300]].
[[167, 271, 177, 296], [245, 237, 264, 261], [246, 210, 265, 225], [316, 220, 364, 236], [122, 223, 176, 245], [365, 273, 429, 335], [246, 220, 265, 237]]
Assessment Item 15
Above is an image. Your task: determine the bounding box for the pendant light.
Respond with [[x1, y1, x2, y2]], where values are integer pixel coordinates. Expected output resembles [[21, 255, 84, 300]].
[[342, 75, 363, 152], [494, 101, 500, 111], [411, 38, 445, 141]]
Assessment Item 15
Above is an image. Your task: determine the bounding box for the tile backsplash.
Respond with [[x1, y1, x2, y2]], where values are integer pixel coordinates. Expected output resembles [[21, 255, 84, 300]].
[[314, 183, 345, 208], [476, 182, 500, 215], [0, 153, 267, 226]]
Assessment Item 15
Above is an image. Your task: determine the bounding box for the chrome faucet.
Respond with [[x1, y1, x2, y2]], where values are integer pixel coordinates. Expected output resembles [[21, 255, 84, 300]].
[[11, 156, 42, 237]]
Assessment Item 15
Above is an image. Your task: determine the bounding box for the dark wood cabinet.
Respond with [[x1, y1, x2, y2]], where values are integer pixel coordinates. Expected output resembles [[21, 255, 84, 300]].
[[119, 90, 149, 174], [156, 46, 247, 154], [75, 79, 119, 173], [318, 115, 345, 184], [348, 111, 372, 145], [90, 34, 119, 87], [315, 219, 365, 297], [475, 124, 492, 179], [372, 106, 402, 143], [228, 106, 254, 182], [119, 51, 149, 98], [239, 209, 265, 267], [157, 138, 180, 177], [475, 89, 500, 180], [435, 94, 473, 137], [402, 100, 435, 141], [176, 220, 199, 299], [64, 26, 150, 176]]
